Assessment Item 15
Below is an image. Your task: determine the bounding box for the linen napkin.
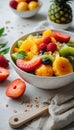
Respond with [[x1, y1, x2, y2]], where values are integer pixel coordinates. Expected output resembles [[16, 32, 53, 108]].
[[27, 21, 74, 130], [28, 82, 74, 130]]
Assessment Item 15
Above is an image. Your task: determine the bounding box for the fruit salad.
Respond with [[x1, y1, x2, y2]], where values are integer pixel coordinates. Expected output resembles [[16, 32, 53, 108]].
[[9, 0, 40, 11], [11, 29, 74, 77]]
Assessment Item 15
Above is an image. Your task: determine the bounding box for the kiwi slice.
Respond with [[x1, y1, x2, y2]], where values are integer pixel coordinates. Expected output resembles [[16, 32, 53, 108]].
[[40, 54, 55, 63], [59, 44, 74, 57], [17, 40, 23, 48], [67, 40, 74, 47]]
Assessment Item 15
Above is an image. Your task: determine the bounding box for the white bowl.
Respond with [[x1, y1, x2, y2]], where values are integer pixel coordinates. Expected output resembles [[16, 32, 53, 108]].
[[47, 17, 72, 30], [10, 1, 42, 18], [10, 29, 74, 89]]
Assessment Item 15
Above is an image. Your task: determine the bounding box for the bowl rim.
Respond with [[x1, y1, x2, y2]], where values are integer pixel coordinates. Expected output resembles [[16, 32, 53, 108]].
[[10, 29, 74, 79], [9, 0, 42, 13]]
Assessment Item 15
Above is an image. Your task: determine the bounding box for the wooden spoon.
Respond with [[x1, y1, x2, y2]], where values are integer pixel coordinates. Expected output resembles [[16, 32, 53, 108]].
[[9, 105, 48, 128]]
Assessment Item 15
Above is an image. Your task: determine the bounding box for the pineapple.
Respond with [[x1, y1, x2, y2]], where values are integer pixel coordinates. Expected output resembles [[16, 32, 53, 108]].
[[48, 0, 73, 24]]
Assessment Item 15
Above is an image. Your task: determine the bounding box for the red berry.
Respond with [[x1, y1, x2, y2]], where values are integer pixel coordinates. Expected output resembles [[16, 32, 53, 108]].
[[16, 57, 42, 72], [0, 67, 10, 82], [53, 31, 70, 43], [0, 55, 9, 68], [43, 36, 51, 44], [46, 42, 57, 53], [38, 42, 47, 51], [9, 0, 18, 9], [6, 78, 26, 98]]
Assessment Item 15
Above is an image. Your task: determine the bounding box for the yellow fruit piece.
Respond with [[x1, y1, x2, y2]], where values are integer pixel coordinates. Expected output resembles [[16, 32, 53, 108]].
[[34, 37, 43, 45], [43, 29, 52, 36], [28, 1, 39, 10], [19, 39, 38, 55], [27, 51, 35, 60], [34, 64, 53, 76], [17, 2, 28, 11], [53, 57, 73, 76]]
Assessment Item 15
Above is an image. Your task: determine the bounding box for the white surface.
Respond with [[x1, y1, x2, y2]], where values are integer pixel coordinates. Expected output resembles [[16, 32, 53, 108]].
[[0, 0, 74, 130]]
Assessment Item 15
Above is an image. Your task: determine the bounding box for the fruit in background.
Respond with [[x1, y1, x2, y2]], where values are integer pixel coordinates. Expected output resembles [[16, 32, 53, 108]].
[[6, 78, 26, 98], [46, 42, 57, 52], [43, 36, 51, 44], [48, 0, 73, 24], [53, 57, 73, 76], [17, 2, 28, 11], [0, 55, 9, 68], [16, 0, 26, 2], [0, 67, 10, 82], [59, 44, 74, 57], [16, 57, 42, 72], [34, 64, 53, 76], [53, 31, 70, 43], [9, 0, 18, 9], [26, 0, 38, 3], [28, 1, 39, 10]]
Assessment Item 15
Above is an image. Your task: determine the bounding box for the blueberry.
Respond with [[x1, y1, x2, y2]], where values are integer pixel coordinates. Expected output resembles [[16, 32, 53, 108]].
[[42, 58, 52, 65]]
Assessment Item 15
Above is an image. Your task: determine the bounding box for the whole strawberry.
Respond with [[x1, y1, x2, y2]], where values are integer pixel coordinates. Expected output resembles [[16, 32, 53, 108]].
[[0, 55, 9, 68]]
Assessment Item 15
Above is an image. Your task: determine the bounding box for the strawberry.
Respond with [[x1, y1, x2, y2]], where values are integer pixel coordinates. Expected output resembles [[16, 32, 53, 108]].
[[0, 67, 10, 82], [16, 57, 42, 72], [6, 78, 26, 98], [9, 0, 18, 9], [43, 36, 51, 44], [46, 42, 57, 53], [0, 55, 9, 68], [38, 42, 47, 51], [53, 31, 70, 43]]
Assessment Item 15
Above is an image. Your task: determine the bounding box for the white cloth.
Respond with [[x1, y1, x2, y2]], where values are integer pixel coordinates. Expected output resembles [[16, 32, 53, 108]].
[[27, 21, 74, 130]]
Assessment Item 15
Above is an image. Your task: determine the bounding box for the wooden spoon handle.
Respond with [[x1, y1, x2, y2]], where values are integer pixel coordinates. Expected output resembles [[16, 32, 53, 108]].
[[9, 105, 48, 128]]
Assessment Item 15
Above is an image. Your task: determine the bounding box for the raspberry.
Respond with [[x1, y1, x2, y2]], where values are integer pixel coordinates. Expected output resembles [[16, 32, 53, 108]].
[[43, 36, 51, 44], [46, 42, 57, 53], [38, 42, 47, 51]]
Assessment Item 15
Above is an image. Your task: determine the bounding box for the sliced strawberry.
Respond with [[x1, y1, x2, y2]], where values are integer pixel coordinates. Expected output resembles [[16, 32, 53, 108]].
[[53, 31, 70, 43], [0, 67, 10, 82], [0, 55, 9, 68], [16, 57, 42, 72], [6, 78, 26, 98]]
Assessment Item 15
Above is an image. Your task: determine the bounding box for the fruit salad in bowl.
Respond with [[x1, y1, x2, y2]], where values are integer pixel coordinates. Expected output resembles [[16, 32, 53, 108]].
[[10, 29, 74, 89]]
